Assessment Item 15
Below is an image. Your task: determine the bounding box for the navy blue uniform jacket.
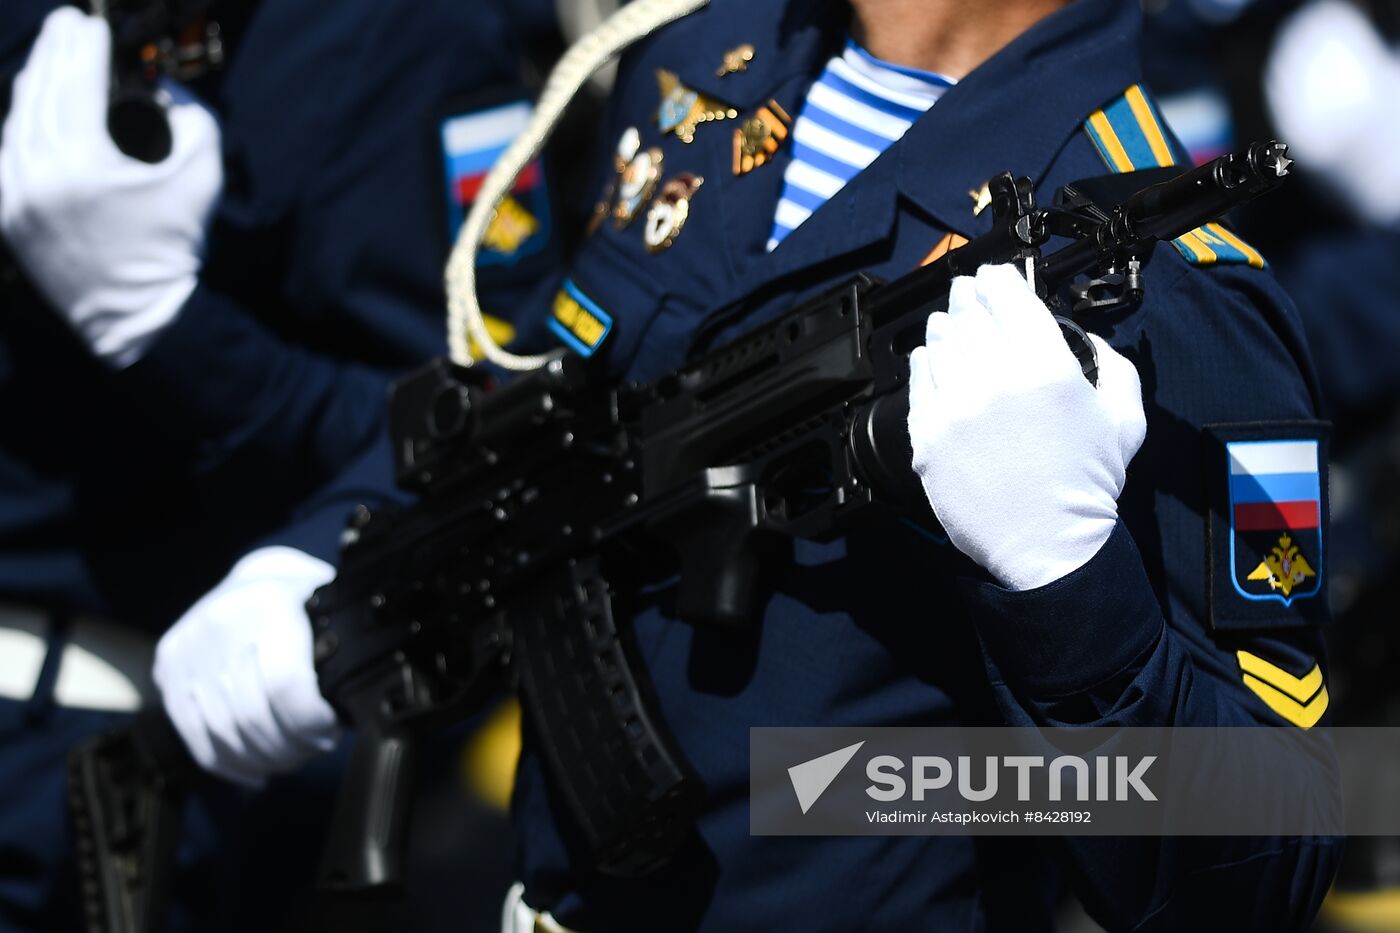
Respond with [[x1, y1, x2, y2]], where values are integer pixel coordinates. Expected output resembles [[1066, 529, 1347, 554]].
[[506, 0, 1342, 929], [0, 0, 558, 625]]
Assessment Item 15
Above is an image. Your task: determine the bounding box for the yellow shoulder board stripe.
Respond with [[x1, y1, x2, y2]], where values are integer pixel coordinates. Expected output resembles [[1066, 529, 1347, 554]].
[[1084, 85, 1266, 269], [1236, 650, 1329, 729]]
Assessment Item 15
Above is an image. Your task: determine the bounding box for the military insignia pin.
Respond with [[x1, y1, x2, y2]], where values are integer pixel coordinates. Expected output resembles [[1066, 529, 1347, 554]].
[[588, 127, 643, 234], [1226, 439, 1323, 606], [615, 126, 642, 167], [969, 183, 992, 216], [656, 69, 738, 143], [732, 99, 791, 175], [613, 146, 663, 228], [643, 173, 704, 253], [717, 44, 755, 77]]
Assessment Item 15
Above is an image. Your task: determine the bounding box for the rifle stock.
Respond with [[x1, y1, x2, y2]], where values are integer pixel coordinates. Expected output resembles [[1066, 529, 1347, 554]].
[[67, 708, 197, 933]]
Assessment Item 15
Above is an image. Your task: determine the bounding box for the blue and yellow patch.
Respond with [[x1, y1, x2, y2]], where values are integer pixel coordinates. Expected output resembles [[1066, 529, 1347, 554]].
[[549, 279, 613, 357], [1083, 85, 1265, 269]]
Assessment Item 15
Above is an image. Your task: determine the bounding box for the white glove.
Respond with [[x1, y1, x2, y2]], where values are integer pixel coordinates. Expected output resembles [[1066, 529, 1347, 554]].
[[907, 264, 1147, 591], [0, 7, 222, 368], [154, 547, 339, 786], [1265, 0, 1400, 227]]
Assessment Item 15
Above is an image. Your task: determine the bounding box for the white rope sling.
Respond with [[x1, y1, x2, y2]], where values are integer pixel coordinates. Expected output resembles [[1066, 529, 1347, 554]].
[[444, 0, 710, 371]]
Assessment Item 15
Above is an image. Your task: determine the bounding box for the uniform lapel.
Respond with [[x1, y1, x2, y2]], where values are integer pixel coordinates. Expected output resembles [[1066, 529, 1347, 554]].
[[658, 0, 845, 283], [892, 0, 1142, 234], [707, 0, 1144, 305]]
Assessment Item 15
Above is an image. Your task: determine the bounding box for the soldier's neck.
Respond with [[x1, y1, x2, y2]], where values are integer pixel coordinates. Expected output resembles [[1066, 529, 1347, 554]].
[[848, 0, 1070, 80]]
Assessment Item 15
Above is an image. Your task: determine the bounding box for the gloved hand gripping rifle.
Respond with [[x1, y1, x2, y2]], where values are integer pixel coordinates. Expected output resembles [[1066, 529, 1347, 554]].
[[311, 142, 1294, 893]]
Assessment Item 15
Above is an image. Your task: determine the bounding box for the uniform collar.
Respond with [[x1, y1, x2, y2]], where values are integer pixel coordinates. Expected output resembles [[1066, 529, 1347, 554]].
[[686, 0, 1144, 322], [894, 0, 1143, 236], [665, 0, 845, 112]]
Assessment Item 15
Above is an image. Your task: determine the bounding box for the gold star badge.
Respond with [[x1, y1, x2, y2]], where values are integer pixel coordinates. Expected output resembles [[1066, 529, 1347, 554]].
[[969, 183, 992, 216]]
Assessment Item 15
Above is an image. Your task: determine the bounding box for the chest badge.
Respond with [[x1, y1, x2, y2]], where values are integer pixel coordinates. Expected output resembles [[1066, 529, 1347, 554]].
[[716, 44, 755, 77], [614, 146, 663, 229], [643, 173, 704, 253], [732, 99, 792, 175], [656, 69, 738, 143], [588, 127, 642, 234]]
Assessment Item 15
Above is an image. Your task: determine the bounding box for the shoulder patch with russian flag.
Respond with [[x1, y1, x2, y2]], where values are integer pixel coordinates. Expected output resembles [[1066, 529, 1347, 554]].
[[1083, 84, 1266, 270], [440, 99, 551, 265], [1206, 423, 1329, 630]]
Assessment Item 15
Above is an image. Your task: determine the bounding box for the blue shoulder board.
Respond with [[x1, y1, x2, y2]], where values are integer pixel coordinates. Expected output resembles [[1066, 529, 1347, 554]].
[[1083, 85, 1266, 269]]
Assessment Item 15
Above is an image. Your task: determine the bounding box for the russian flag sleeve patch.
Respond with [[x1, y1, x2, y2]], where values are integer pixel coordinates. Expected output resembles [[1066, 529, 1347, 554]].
[[439, 98, 552, 266], [1207, 423, 1330, 630]]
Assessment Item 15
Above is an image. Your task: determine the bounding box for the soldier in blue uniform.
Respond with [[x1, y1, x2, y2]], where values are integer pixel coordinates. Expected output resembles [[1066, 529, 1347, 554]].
[[3, 0, 1342, 930], [0, 0, 560, 928], [487, 0, 1341, 928]]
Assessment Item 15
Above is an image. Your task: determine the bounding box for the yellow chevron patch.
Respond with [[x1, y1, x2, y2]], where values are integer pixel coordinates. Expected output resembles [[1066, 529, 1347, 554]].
[[1236, 650, 1328, 729]]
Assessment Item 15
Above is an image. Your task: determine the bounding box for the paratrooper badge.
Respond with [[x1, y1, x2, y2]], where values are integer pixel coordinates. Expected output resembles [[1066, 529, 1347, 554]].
[[656, 69, 738, 143], [643, 173, 703, 253]]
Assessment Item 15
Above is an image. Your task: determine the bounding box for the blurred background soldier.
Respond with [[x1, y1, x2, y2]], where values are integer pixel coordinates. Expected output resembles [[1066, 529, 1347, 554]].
[[1140, 3, 1400, 930], [0, 0, 575, 929]]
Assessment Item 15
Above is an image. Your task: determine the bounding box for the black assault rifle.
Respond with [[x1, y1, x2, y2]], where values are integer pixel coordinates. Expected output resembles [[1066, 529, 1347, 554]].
[[310, 142, 1294, 893], [92, 0, 224, 163]]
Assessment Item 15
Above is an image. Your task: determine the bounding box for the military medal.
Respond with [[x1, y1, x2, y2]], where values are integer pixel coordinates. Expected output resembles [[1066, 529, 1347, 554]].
[[613, 146, 663, 228], [716, 44, 754, 77], [615, 126, 641, 166], [656, 69, 738, 143], [643, 173, 704, 253], [588, 128, 643, 234], [732, 99, 792, 175]]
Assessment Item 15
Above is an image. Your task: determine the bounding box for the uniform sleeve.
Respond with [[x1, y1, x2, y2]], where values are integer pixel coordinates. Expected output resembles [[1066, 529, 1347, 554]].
[[113, 280, 393, 510], [252, 427, 406, 566], [959, 252, 1342, 930]]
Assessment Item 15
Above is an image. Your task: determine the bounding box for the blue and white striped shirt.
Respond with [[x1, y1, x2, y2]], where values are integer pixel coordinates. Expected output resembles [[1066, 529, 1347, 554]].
[[767, 41, 955, 251]]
